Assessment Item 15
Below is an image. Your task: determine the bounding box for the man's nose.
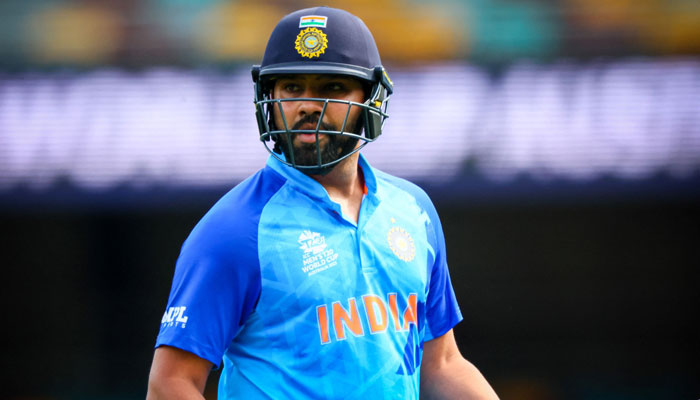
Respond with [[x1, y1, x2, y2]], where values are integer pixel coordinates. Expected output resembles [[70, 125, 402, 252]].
[[296, 88, 324, 116]]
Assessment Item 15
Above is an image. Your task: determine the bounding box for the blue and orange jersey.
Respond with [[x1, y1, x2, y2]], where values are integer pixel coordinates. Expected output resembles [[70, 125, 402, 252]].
[[155, 154, 462, 399]]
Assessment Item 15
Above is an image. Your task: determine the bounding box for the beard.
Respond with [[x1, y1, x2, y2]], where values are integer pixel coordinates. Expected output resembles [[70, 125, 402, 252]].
[[277, 114, 360, 168]]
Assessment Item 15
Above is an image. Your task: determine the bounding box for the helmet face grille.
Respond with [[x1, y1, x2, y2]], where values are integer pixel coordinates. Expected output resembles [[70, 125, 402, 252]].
[[254, 96, 389, 174]]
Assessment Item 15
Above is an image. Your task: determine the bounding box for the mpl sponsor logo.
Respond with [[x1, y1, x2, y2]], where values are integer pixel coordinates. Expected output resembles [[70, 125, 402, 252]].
[[298, 230, 338, 276], [161, 306, 188, 328]]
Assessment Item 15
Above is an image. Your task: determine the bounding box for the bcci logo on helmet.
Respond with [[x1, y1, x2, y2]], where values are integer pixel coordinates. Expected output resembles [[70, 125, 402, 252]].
[[295, 27, 328, 58]]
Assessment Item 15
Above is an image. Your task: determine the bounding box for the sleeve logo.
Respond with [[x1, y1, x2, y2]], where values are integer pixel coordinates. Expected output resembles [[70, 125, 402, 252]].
[[161, 306, 188, 328]]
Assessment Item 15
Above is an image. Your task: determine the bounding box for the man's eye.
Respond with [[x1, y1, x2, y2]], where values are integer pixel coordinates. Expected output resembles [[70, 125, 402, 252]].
[[285, 84, 301, 92], [326, 83, 345, 91]]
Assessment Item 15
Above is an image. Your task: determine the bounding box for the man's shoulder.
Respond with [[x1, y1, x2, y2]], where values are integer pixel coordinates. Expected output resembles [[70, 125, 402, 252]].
[[214, 166, 287, 214], [185, 166, 287, 247], [373, 168, 433, 207]]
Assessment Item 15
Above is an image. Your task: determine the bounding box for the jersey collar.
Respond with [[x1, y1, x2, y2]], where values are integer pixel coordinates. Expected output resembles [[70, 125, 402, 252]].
[[266, 152, 378, 201]]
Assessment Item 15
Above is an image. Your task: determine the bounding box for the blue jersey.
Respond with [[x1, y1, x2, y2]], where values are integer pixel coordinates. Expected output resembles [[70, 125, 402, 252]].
[[155, 154, 462, 399]]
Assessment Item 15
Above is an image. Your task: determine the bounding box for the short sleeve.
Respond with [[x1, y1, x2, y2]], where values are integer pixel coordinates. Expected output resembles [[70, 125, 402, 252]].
[[422, 200, 463, 341], [155, 224, 261, 366], [154, 167, 285, 366]]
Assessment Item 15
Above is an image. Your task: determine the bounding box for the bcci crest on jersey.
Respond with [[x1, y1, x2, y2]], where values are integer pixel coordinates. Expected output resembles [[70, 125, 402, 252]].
[[298, 230, 338, 276], [387, 227, 416, 262]]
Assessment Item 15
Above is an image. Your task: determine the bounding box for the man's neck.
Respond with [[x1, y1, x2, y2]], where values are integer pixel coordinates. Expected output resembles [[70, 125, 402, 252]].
[[311, 153, 365, 223]]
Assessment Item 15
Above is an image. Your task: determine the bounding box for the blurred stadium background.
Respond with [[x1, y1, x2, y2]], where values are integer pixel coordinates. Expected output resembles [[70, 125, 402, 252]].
[[1, 0, 698, 399]]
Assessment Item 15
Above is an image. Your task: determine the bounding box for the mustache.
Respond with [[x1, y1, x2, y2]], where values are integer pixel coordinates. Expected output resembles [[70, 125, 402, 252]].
[[291, 114, 336, 131]]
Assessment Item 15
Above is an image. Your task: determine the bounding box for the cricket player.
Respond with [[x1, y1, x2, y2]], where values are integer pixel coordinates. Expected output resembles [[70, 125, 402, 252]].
[[147, 6, 498, 399]]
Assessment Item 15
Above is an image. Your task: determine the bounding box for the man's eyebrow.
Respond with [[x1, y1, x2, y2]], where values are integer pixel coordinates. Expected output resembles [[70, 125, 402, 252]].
[[271, 75, 295, 81], [319, 74, 348, 80]]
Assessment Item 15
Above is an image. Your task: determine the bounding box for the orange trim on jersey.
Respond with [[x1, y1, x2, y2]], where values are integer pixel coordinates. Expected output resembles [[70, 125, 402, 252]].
[[359, 164, 368, 195]]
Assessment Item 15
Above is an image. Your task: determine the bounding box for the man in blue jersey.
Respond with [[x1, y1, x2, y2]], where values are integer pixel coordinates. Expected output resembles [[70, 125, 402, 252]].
[[147, 6, 498, 400]]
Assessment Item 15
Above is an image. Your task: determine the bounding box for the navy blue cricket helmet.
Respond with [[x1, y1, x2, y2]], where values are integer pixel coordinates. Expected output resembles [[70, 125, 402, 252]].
[[252, 6, 393, 174]]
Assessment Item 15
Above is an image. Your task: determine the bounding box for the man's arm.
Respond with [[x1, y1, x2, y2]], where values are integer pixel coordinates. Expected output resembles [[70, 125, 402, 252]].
[[420, 329, 499, 400], [147, 345, 214, 400]]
